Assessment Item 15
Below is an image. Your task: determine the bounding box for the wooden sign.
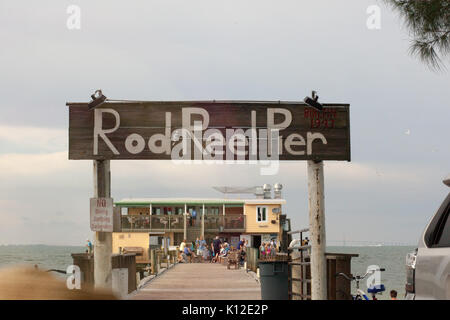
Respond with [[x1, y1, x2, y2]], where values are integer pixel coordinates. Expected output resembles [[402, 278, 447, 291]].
[[67, 101, 350, 161], [90, 197, 114, 232]]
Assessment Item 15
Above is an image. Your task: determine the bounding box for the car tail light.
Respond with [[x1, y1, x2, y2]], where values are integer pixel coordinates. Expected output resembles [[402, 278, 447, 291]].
[[405, 251, 417, 295]]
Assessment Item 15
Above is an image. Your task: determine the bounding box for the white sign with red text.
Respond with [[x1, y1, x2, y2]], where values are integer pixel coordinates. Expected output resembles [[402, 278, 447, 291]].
[[90, 198, 113, 232]]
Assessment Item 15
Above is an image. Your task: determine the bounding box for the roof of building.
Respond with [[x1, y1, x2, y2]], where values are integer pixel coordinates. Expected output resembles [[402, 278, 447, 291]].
[[115, 198, 286, 206]]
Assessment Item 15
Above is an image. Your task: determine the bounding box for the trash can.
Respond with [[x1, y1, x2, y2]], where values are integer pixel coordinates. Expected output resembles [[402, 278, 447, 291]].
[[259, 260, 289, 300]]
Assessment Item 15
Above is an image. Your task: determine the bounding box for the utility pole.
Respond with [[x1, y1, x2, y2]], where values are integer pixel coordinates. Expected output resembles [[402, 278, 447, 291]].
[[307, 160, 327, 300], [93, 160, 112, 289]]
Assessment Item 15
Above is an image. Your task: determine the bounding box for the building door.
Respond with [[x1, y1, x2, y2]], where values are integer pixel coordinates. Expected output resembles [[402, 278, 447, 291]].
[[252, 235, 261, 249], [174, 233, 184, 245]]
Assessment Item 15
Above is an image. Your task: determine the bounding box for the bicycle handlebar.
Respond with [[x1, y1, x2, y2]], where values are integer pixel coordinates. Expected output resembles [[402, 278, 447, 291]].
[[335, 268, 385, 281]]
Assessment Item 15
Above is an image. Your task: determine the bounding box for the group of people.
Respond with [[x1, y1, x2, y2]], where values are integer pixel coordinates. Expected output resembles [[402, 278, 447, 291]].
[[178, 236, 248, 265], [259, 240, 277, 257]]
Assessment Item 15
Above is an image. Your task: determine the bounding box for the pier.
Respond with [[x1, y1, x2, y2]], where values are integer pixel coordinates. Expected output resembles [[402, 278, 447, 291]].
[[132, 263, 261, 300]]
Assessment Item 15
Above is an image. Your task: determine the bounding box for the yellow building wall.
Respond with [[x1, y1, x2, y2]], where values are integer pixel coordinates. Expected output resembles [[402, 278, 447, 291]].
[[112, 232, 149, 259], [112, 231, 177, 262], [244, 204, 282, 234], [127, 207, 150, 215]]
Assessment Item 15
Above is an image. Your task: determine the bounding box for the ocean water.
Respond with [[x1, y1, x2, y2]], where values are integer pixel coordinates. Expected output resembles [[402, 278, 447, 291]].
[[0, 245, 84, 276], [0, 244, 415, 299]]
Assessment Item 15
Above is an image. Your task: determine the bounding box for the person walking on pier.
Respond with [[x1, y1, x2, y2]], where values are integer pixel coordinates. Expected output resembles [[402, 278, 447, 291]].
[[86, 239, 93, 254], [197, 236, 206, 258], [212, 236, 221, 263], [180, 239, 187, 254]]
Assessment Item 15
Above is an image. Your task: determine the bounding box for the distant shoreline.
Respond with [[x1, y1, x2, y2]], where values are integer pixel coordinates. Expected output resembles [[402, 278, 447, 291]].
[[0, 244, 416, 248], [0, 244, 84, 248]]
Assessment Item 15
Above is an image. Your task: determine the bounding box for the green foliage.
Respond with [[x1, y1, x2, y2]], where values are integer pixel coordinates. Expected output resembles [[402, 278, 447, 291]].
[[386, 0, 450, 71]]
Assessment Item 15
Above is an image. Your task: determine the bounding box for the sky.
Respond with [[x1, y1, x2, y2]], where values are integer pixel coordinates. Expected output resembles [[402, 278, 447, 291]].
[[0, 0, 449, 246]]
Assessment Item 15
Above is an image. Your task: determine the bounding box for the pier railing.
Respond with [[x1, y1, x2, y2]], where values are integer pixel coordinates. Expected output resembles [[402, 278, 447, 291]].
[[223, 215, 245, 231], [121, 214, 245, 232], [204, 215, 245, 232], [121, 215, 184, 231]]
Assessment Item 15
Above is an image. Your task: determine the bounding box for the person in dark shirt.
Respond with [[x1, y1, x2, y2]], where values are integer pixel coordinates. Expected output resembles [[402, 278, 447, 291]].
[[237, 239, 244, 250], [212, 236, 222, 262], [192, 209, 197, 226]]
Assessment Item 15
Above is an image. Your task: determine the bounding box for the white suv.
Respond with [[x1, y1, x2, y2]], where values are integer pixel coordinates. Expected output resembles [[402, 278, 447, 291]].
[[406, 174, 450, 299]]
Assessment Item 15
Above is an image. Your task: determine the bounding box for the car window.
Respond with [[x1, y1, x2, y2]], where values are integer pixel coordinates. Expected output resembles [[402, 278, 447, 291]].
[[435, 208, 450, 247], [425, 193, 450, 247]]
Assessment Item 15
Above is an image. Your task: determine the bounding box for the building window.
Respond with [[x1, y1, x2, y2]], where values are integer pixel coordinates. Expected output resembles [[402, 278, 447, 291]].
[[257, 206, 268, 223], [209, 207, 219, 215], [207, 207, 219, 215]]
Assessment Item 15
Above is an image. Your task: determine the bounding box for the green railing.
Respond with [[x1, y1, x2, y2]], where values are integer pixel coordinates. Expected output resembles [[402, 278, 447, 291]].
[[204, 215, 245, 232], [121, 214, 245, 232], [121, 215, 183, 231]]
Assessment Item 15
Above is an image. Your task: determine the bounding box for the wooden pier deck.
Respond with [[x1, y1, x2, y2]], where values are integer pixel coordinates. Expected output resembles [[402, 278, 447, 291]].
[[132, 263, 261, 300]]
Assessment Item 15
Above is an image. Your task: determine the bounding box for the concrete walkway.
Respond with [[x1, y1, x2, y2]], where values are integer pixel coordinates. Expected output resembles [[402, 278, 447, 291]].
[[132, 263, 261, 300]]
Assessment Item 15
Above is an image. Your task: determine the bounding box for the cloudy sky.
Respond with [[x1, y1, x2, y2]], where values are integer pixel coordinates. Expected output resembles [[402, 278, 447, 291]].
[[0, 0, 449, 246]]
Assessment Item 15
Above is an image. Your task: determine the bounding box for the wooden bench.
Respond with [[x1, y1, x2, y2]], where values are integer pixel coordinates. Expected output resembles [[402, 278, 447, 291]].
[[227, 251, 240, 270]]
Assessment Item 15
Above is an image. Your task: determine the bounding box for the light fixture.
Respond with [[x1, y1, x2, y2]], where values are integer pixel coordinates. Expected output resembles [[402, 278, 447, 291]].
[[88, 89, 107, 110], [303, 90, 323, 111]]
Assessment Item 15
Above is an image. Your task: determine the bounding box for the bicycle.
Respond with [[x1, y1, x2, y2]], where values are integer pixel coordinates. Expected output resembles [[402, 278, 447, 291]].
[[336, 267, 386, 300]]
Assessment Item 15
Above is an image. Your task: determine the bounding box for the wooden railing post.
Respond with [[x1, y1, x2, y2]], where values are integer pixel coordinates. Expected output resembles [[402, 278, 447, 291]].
[[150, 249, 156, 275], [157, 253, 161, 273], [201, 204, 205, 238]]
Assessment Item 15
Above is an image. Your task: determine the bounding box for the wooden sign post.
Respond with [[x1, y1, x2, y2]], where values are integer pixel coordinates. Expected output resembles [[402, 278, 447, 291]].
[[67, 100, 350, 296], [93, 159, 112, 289], [307, 160, 327, 299]]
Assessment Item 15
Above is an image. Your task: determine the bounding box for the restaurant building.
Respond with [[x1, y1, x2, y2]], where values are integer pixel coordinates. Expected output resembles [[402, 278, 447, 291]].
[[111, 184, 291, 261]]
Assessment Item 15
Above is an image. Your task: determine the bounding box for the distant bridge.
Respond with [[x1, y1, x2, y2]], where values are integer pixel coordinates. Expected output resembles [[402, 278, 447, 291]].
[[327, 240, 417, 247]]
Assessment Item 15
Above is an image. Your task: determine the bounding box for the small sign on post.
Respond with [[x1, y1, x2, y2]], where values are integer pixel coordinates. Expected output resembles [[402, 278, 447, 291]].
[[90, 197, 114, 232]]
